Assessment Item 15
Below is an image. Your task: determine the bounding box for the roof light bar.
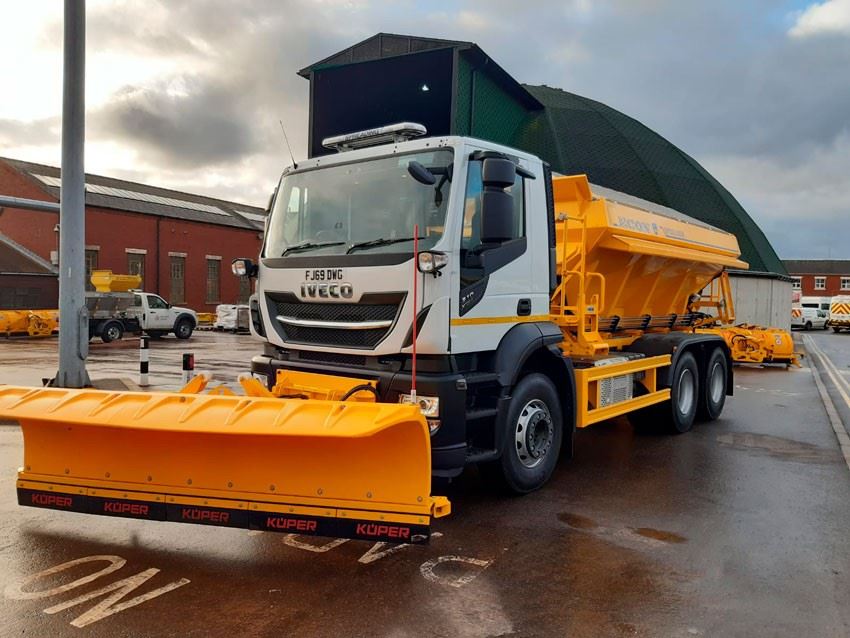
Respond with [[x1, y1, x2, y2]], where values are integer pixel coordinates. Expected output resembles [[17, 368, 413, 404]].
[[322, 122, 427, 152]]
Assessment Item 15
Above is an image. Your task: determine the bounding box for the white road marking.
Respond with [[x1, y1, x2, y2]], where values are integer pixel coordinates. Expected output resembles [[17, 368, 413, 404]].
[[4, 555, 126, 600], [43, 568, 190, 628], [803, 335, 850, 471], [358, 532, 443, 564], [4, 555, 190, 628], [282, 534, 350, 553], [419, 555, 493, 588], [805, 336, 850, 408]]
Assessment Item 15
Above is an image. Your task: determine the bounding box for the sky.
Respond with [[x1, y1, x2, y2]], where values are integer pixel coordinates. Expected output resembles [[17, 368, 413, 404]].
[[0, 0, 848, 259]]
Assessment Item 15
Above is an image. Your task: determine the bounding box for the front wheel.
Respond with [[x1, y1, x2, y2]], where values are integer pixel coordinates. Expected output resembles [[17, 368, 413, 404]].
[[482, 373, 563, 494], [174, 318, 194, 340]]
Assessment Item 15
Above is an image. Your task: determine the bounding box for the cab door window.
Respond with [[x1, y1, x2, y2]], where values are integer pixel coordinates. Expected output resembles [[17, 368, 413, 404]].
[[461, 161, 525, 254]]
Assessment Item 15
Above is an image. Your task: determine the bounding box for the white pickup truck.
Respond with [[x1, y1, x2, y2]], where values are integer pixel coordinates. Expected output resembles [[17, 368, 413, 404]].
[[88, 291, 197, 342]]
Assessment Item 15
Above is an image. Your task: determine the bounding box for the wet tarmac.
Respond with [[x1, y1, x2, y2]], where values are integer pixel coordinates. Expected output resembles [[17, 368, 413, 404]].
[[0, 330, 261, 391], [1, 333, 849, 636]]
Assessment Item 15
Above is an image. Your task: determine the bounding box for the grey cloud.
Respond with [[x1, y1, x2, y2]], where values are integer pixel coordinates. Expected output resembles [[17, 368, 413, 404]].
[[0, 117, 60, 147], [7, 0, 848, 259], [91, 79, 262, 167]]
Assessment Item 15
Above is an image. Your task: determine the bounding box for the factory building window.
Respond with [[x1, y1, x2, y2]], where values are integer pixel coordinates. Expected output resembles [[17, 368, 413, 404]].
[[206, 259, 221, 304], [127, 252, 145, 289], [842, 277, 850, 291], [170, 256, 185, 304], [814, 277, 826, 290], [84, 249, 98, 291], [792, 277, 801, 290]]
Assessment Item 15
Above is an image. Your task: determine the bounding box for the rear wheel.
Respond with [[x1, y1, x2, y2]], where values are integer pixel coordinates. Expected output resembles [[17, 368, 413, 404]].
[[629, 351, 699, 434], [482, 373, 563, 494], [697, 348, 727, 422], [804, 321, 812, 331], [101, 321, 124, 343], [835, 327, 843, 333]]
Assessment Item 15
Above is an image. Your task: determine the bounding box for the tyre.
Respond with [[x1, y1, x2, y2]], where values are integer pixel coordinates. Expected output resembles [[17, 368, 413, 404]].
[[628, 351, 699, 434], [147, 330, 165, 339], [835, 327, 843, 333], [101, 321, 124, 343], [482, 373, 563, 494], [804, 321, 812, 331], [174, 318, 194, 340], [697, 347, 727, 422]]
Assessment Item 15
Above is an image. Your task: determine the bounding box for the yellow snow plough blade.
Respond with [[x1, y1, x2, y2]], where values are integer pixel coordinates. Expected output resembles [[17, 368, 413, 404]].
[[0, 386, 449, 544], [699, 324, 801, 367]]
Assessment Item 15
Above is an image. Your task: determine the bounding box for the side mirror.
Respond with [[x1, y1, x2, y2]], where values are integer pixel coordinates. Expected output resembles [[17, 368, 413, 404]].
[[408, 160, 437, 185], [480, 157, 516, 243], [232, 258, 258, 278]]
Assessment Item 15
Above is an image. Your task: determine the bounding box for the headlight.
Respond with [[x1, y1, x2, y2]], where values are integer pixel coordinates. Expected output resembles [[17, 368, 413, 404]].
[[417, 251, 448, 276], [399, 393, 440, 418]]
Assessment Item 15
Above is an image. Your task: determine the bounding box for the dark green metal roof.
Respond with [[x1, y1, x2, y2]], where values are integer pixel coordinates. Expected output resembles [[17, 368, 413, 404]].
[[515, 85, 786, 274], [300, 35, 786, 275]]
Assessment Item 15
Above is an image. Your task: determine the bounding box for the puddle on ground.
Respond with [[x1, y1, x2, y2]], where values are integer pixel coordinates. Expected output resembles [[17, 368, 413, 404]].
[[629, 528, 687, 544], [716, 432, 841, 464], [558, 512, 599, 529]]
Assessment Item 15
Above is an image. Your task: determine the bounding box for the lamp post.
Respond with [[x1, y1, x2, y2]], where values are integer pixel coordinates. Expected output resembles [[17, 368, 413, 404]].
[[54, 0, 90, 388]]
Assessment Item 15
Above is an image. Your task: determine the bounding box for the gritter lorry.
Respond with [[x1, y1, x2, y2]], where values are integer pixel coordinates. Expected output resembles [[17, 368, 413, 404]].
[[1, 124, 781, 544]]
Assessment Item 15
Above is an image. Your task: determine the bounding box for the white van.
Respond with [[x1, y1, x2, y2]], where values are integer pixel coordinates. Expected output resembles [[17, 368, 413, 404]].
[[791, 306, 827, 331]]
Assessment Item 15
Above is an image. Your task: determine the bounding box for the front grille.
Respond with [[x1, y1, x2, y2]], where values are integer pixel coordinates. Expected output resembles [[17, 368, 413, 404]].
[[267, 292, 404, 350], [296, 350, 367, 367]]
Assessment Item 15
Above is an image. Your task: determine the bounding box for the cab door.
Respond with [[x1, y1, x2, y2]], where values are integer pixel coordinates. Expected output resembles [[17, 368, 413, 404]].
[[450, 152, 548, 355], [144, 294, 173, 329]]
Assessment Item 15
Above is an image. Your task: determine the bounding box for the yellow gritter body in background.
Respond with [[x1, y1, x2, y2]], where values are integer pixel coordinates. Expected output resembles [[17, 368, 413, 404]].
[[0, 309, 58, 337]]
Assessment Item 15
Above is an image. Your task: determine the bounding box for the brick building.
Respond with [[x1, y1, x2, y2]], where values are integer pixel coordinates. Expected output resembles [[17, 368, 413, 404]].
[[0, 157, 266, 311], [0, 232, 58, 309], [783, 260, 850, 296]]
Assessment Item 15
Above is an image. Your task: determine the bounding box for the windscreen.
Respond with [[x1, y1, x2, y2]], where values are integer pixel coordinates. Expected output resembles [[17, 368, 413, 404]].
[[264, 149, 454, 258]]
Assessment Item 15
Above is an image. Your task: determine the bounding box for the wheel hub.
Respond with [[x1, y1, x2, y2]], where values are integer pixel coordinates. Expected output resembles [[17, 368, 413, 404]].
[[709, 361, 724, 404], [677, 368, 695, 415], [515, 399, 554, 469]]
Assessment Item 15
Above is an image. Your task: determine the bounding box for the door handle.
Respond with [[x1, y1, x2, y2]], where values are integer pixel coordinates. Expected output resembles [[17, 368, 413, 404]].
[[517, 298, 531, 316]]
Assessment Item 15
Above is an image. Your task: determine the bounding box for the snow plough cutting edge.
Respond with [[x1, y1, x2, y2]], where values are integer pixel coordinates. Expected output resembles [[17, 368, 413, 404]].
[[2, 384, 449, 544]]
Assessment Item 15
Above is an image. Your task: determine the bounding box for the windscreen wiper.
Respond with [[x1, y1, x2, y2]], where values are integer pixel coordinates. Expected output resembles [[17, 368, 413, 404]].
[[345, 236, 425, 254], [281, 240, 345, 256]]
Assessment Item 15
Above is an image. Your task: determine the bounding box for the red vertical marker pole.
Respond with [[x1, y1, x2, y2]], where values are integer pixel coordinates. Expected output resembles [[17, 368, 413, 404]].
[[411, 224, 419, 402]]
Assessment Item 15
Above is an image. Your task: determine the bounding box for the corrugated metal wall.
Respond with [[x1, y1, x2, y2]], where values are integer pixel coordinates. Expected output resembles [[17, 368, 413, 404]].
[[728, 274, 793, 331]]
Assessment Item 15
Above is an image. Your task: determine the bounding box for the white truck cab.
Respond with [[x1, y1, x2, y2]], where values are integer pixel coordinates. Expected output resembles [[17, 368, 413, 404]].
[[128, 292, 197, 339], [238, 126, 548, 478]]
